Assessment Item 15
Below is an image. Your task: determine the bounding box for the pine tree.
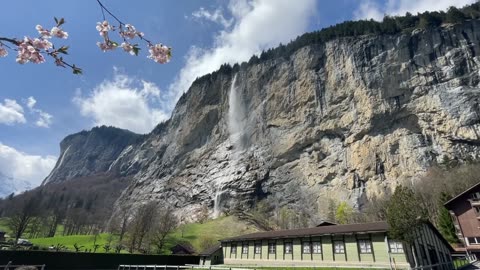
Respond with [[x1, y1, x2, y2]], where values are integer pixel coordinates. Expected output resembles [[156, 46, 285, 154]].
[[386, 185, 427, 243], [437, 192, 458, 243]]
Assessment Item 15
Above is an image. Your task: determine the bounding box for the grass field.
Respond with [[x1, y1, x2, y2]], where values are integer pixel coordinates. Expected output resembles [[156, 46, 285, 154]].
[[254, 268, 385, 270], [0, 218, 10, 234], [22, 215, 256, 253], [30, 233, 118, 252], [166, 215, 257, 252]]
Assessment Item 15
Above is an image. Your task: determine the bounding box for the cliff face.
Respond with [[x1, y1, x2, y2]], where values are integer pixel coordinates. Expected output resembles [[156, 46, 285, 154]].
[[45, 20, 480, 221], [43, 126, 143, 184]]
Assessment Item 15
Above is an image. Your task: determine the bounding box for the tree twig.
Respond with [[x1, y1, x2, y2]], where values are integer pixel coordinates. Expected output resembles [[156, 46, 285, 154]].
[[96, 0, 125, 25], [0, 37, 20, 46]]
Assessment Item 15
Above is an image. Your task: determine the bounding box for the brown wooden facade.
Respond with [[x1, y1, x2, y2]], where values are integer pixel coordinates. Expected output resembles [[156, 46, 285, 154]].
[[445, 182, 480, 256]]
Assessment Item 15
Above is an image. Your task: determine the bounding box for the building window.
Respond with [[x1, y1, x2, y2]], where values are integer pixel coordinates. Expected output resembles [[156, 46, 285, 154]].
[[312, 242, 322, 254], [358, 239, 372, 254], [284, 242, 293, 254], [468, 237, 480, 245], [254, 243, 262, 254], [242, 243, 248, 254], [268, 243, 276, 254], [231, 244, 237, 254], [334, 241, 345, 254], [302, 242, 311, 254], [389, 241, 404, 253]]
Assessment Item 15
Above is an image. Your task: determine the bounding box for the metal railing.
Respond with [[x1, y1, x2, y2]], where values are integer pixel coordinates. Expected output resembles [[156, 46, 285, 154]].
[[2, 261, 45, 270], [410, 260, 473, 270], [118, 266, 251, 270]]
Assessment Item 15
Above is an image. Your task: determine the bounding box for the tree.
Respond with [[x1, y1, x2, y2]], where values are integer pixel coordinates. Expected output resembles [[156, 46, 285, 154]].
[[386, 185, 427, 268], [6, 192, 39, 245], [149, 207, 178, 254], [0, 0, 171, 74], [437, 193, 458, 243], [73, 243, 84, 252], [250, 201, 272, 231], [446, 6, 467, 24], [335, 202, 353, 224], [127, 202, 157, 253], [277, 206, 294, 229], [198, 235, 218, 252], [327, 199, 337, 222], [386, 186, 427, 243], [91, 229, 101, 253]]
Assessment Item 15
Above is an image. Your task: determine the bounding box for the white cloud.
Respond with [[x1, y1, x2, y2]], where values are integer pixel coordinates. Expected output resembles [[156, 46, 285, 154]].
[[355, 0, 476, 21], [167, 0, 316, 111], [0, 99, 26, 125], [36, 111, 53, 128], [0, 142, 57, 189], [26, 96, 36, 109], [24, 96, 53, 128], [192, 7, 234, 28], [74, 72, 168, 134]]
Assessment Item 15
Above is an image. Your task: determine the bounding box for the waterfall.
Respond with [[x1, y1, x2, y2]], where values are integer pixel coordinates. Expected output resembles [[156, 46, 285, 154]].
[[212, 74, 246, 218], [228, 74, 247, 150]]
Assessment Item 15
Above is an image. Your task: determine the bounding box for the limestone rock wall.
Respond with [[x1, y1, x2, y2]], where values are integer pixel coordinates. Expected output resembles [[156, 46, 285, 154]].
[[45, 21, 480, 221]]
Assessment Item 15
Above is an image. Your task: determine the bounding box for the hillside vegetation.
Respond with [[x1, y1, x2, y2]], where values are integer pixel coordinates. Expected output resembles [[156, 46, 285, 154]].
[[23, 216, 256, 254]]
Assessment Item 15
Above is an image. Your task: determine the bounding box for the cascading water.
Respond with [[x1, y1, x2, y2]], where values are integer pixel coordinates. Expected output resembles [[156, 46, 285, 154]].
[[212, 74, 246, 218], [228, 74, 247, 150]]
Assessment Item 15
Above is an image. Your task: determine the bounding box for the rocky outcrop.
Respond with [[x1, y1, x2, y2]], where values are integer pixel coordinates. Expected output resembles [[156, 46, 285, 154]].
[[43, 126, 143, 184], [45, 20, 480, 221]]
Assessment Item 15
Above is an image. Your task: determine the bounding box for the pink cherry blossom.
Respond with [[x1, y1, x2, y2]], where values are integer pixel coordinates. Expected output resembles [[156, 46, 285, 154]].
[[121, 42, 135, 55], [96, 21, 113, 38], [0, 46, 7, 57], [32, 38, 53, 50], [51, 26, 69, 39], [35, 25, 51, 39], [16, 37, 46, 64], [147, 44, 171, 64], [120, 24, 141, 39], [97, 41, 117, 52]]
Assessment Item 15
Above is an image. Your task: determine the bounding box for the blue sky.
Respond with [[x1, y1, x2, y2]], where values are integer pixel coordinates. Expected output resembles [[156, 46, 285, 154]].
[[0, 0, 475, 189]]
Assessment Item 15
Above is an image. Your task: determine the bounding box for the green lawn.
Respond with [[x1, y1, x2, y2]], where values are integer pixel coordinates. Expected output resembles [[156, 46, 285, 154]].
[[30, 233, 117, 252], [21, 215, 256, 254], [254, 268, 384, 270], [0, 218, 10, 234], [166, 215, 257, 252]]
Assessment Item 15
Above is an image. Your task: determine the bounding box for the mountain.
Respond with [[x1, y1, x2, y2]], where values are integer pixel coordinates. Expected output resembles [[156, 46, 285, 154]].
[[0, 172, 31, 198], [44, 17, 480, 222], [43, 126, 144, 184]]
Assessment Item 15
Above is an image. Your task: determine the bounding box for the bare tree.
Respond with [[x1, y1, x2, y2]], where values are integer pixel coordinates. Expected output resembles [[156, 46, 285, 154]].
[[149, 207, 178, 253], [127, 202, 157, 253], [6, 192, 39, 244], [109, 205, 131, 242], [198, 235, 217, 252]]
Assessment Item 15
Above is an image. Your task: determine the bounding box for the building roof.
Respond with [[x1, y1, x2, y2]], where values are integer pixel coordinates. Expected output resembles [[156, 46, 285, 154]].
[[170, 242, 196, 254], [221, 222, 389, 242], [316, 220, 337, 227], [199, 244, 222, 256], [444, 182, 480, 208], [220, 221, 454, 252]]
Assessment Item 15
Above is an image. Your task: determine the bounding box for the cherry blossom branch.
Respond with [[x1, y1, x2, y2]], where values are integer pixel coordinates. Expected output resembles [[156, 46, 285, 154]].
[[96, 0, 124, 26], [0, 18, 82, 74], [0, 37, 20, 45], [95, 0, 171, 63]]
